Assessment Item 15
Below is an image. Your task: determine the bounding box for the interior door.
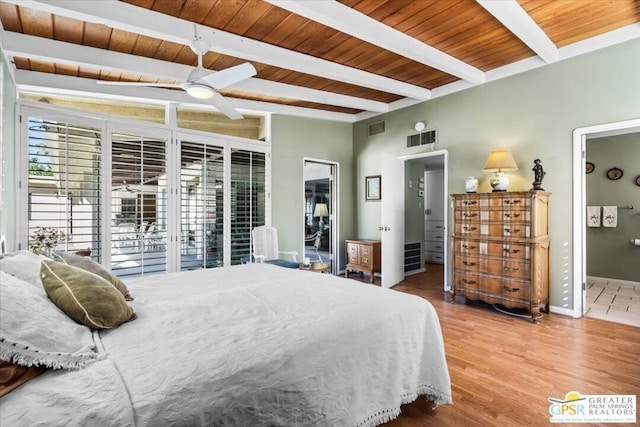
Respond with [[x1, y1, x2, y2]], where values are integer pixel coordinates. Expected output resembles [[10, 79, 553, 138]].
[[381, 152, 404, 288]]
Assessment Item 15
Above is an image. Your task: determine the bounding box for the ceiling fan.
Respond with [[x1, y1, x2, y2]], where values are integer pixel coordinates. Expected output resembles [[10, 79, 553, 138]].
[[112, 181, 141, 193], [97, 26, 256, 120]]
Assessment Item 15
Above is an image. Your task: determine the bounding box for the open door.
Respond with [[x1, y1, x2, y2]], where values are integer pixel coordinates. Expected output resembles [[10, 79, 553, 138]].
[[381, 152, 404, 288], [303, 160, 338, 274]]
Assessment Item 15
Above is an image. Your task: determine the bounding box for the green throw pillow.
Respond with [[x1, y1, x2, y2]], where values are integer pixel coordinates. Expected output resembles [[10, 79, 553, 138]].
[[52, 252, 133, 301], [40, 260, 136, 329]]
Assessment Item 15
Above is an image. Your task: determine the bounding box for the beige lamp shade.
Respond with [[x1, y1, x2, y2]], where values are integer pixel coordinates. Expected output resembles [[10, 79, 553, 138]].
[[313, 203, 329, 217], [482, 149, 518, 172]]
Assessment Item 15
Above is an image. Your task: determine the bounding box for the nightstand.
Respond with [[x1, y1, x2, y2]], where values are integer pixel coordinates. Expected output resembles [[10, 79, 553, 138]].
[[345, 240, 381, 283]]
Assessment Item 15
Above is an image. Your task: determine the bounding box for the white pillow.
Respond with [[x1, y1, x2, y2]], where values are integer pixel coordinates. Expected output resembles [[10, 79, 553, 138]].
[[0, 250, 47, 287], [0, 271, 101, 369]]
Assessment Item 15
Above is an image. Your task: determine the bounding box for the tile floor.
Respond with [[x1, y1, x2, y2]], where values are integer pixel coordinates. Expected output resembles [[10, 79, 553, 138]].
[[585, 277, 640, 327]]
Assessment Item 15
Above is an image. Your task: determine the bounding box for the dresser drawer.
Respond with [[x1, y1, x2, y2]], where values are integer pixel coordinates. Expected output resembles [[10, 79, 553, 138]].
[[452, 271, 531, 305], [452, 239, 484, 256], [454, 198, 486, 209], [489, 196, 532, 209], [485, 258, 530, 279], [451, 271, 481, 293], [486, 242, 530, 260], [455, 222, 531, 238], [425, 241, 445, 252], [454, 254, 487, 272], [425, 251, 444, 263], [425, 220, 445, 232], [425, 230, 445, 242]]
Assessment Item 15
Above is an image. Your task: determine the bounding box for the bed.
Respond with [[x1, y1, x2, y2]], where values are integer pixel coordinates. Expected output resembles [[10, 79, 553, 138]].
[[0, 252, 452, 427]]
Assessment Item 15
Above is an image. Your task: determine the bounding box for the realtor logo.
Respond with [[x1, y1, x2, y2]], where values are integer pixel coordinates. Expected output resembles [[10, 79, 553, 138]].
[[549, 391, 636, 423]]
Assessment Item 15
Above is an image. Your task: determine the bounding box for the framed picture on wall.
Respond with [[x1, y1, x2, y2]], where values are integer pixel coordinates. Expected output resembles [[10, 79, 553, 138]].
[[365, 175, 381, 201]]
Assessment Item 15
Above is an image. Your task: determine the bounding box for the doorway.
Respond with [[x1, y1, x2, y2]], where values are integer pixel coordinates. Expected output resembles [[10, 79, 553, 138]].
[[381, 150, 448, 289], [572, 117, 640, 319], [303, 159, 338, 274]]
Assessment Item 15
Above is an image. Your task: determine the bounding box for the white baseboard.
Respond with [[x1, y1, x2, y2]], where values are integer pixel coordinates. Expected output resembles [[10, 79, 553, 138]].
[[550, 305, 581, 318], [404, 267, 426, 276]]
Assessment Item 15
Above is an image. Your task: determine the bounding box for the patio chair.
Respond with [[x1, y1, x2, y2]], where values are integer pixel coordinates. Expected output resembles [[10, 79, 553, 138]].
[[304, 230, 323, 263], [251, 226, 299, 268]]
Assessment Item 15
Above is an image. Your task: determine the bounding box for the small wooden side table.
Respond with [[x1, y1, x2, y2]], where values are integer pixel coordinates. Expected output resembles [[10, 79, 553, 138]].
[[345, 240, 381, 283], [299, 263, 330, 273]]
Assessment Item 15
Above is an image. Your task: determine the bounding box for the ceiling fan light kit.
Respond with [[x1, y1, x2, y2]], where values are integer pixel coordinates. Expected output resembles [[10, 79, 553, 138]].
[[186, 83, 215, 99]]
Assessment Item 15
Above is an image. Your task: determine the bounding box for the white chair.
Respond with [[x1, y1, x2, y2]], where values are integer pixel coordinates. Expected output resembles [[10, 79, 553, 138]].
[[144, 222, 164, 251], [304, 230, 323, 262], [251, 226, 299, 268], [115, 222, 138, 252]]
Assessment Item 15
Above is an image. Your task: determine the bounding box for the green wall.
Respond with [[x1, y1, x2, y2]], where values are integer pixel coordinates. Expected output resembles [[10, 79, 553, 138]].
[[352, 38, 640, 310], [0, 48, 17, 250], [270, 115, 354, 269], [586, 133, 640, 282]]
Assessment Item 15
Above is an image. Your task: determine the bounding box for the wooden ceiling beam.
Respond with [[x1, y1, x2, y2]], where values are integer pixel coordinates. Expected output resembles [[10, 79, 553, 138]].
[[477, 0, 558, 64], [266, 0, 485, 85]]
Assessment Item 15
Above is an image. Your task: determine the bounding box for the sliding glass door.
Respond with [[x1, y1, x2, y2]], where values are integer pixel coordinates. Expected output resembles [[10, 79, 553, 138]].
[[230, 148, 266, 265], [179, 139, 225, 270], [178, 137, 267, 269], [110, 127, 169, 277], [25, 115, 103, 259]]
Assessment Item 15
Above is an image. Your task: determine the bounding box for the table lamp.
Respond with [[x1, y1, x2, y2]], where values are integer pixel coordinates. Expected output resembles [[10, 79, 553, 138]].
[[482, 149, 518, 192], [314, 203, 329, 230]]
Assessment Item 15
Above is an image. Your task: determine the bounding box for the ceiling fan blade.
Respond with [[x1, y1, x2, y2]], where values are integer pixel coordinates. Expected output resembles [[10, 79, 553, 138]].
[[97, 80, 184, 89], [209, 91, 243, 120], [196, 62, 256, 90]]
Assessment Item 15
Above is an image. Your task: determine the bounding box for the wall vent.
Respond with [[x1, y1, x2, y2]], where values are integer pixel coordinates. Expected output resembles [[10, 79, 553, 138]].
[[407, 129, 437, 147], [368, 120, 385, 136]]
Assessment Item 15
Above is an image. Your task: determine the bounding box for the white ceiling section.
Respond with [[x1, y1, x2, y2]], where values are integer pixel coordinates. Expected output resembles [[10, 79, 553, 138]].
[[2, 0, 639, 122]]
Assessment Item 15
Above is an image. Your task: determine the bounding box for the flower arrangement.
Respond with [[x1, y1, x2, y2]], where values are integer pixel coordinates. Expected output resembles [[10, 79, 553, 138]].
[[29, 227, 66, 255]]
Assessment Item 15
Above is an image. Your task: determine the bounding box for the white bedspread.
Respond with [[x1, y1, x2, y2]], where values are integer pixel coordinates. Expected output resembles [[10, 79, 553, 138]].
[[2, 263, 451, 426]]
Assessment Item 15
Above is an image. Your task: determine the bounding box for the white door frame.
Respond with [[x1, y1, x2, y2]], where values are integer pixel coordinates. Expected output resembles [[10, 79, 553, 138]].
[[571, 117, 640, 318], [302, 158, 339, 274]]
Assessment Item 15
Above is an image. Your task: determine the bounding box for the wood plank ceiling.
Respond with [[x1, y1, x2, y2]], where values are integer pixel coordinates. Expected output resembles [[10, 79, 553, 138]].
[[1, 0, 639, 122]]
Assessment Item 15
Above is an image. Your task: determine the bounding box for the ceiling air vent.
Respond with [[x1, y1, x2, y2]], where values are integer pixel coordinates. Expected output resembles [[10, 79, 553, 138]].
[[407, 129, 437, 148], [368, 120, 385, 136]]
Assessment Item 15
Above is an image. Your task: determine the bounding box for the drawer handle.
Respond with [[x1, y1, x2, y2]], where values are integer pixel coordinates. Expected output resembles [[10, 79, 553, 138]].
[[504, 213, 521, 218], [435, 225, 443, 229], [463, 213, 477, 218], [504, 228, 521, 234], [503, 248, 521, 254], [463, 200, 478, 205], [462, 244, 477, 250], [435, 246, 443, 249], [504, 200, 521, 205], [503, 266, 521, 273], [462, 261, 477, 266], [435, 236, 443, 239], [463, 226, 477, 231], [462, 279, 477, 284], [502, 286, 520, 293]]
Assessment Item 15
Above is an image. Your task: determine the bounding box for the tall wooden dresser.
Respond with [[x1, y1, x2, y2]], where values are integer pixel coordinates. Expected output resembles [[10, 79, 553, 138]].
[[450, 191, 550, 321]]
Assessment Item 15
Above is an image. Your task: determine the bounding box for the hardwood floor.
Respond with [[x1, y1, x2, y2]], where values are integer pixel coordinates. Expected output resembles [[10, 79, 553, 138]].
[[347, 264, 640, 427]]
